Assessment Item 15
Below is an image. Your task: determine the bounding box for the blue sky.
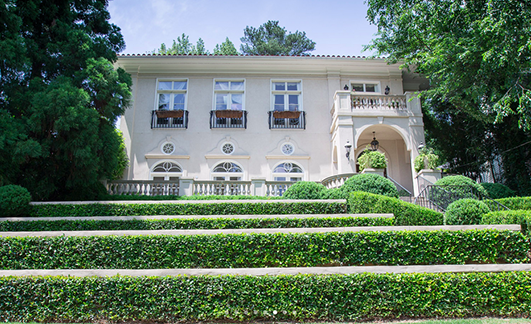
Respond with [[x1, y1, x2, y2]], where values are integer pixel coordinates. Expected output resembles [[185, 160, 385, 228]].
[[108, 0, 379, 56]]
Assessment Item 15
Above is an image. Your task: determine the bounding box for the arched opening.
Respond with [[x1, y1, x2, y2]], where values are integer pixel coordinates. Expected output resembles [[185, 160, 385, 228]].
[[272, 162, 304, 182], [150, 161, 183, 181], [211, 161, 244, 180]]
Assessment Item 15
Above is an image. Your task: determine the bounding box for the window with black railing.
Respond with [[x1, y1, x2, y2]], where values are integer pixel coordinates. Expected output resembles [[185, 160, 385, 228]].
[[268, 111, 305, 129], [210, 110, 247, 129], [151, 110, 188, 129]]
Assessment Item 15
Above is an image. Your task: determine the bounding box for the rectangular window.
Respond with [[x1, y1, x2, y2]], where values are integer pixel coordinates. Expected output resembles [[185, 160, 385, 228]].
[[351, 82, 380, 93], [214, 80, 245, 110], [157, 80, 188, 110], [272, 81, 302, 111]]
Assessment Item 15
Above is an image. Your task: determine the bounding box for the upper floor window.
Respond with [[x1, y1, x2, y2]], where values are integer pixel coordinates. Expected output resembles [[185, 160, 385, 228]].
[[214, 80, 245, 111], [351, 82, 380, 93], [157, 80, 188, 111], [272, 81, 302, 111]]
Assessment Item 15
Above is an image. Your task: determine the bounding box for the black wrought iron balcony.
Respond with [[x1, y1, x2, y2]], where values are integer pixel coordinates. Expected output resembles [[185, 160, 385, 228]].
[[268, 111, 306, 129], [151, 110, 188, 129], [210, 110, 248, 129]]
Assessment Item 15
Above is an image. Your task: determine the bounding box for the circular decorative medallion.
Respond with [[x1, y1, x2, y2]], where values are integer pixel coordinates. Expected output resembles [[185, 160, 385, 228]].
[[161, 142, 175, 155], [221, 143, 235, 155], [281, 143, 294, 156]]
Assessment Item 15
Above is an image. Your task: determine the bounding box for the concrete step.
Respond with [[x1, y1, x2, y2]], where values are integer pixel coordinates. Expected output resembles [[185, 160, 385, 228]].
[[0, 213, 393, 222], [2, 264, 530, 277], [30, 199, 346, 205], [0, 224, 520, 237]]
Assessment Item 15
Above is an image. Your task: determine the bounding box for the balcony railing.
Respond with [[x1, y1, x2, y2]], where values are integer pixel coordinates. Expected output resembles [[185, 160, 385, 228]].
[[106, 180, 179, 196], [268, 111, 306, 129], [151, 110, 188, 129], [351, 95, 407, 110], [210, 110, 247, 129]]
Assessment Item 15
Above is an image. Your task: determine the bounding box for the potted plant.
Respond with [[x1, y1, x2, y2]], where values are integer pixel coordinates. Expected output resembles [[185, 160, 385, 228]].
[[357, 147, 387, 173], [273, 110, 301, 119], [216, 109, 243, 118], [414, 147, 439, 173], [156, 109, 184, 118]]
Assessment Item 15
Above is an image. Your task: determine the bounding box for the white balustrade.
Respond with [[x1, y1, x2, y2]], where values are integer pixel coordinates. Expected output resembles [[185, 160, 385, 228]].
[[351, 95, 407, 110], [106, 181, 179, 196], [320, 173, 357, 189]]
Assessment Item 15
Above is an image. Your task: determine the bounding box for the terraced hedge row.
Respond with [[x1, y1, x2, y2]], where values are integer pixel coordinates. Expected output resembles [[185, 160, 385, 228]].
[[495, 197, 531, 210], [348, 192, 444, 225], [28, 201, 347, 217], [482, 210, 531, 235], [1, 230, 527, 269], [0, 216, 393, 232], [1, 272, 530, 322]]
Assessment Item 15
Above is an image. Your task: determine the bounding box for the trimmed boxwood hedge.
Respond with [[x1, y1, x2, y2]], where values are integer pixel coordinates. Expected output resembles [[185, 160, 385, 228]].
[[0, 216, 394, 232], [495, 197, 531, 210], [481, 210, 531, 236], [348, 191, 444, 225], [0, 230, 527, 269], [1, 272, 530, 322], [28, 201, 347, 217]]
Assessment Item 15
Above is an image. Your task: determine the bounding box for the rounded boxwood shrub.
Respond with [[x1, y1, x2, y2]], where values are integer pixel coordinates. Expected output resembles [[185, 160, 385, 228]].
[[283, 181, 326, 199], [434, 175, 488, 197], [340, 174, 398, 198], [480, 183, 516, 199], [0, 185, 32, 216], [445, 198, 491, 225], [320, 188, 347, 199]]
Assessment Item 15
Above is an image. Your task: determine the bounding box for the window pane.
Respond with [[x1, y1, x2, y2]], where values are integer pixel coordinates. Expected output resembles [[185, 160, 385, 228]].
[[287, 82, 299, 91], [153, 177, 165, 181], [290, 177, 302, 182], [231, 94, 243, 110], [158, 82, 172, 90], [365, 84, 376, 92], [214, 176, 225, 181], [352, 84, 364, 92], [169, 177, 180, 181], [274, 95, 285, 111], [274, 177, 286, 181], [173, 94, 185, 110], [215, 81, 229, 90], [288, 95, 299, 111], [274, 82, 285, 91], [230, 81, 244, 90], [229, 176, 241, 181], [173, 81, 187, 90], [158, 93, 170, 110], [215, 93, 228, 110]]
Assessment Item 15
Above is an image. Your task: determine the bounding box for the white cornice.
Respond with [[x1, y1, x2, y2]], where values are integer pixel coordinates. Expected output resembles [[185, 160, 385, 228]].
[[205, 154, 250, 159], [265, 155, 311, 160], [145, 154, 190, 159], [115, 56, 403, 77]]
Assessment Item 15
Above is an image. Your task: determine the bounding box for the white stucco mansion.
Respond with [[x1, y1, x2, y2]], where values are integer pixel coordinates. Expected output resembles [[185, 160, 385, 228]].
[[114, 54, 430, 196]]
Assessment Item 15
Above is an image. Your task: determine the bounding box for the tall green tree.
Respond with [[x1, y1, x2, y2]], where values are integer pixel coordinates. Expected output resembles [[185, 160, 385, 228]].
[[240, 20, 316, 56], [0, 0, 131, 200], [365, 0, 531, 130], [153, 33, 210, 55], [213, 37, 238, 55]]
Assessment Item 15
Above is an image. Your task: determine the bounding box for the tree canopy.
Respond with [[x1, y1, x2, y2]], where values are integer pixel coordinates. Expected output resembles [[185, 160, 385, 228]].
[[0, 0, 131, 200], [366, 0, 531, 130], [153, 33, 210, 55], [213, 37, 238, 55], [240, 20, 316, 56]]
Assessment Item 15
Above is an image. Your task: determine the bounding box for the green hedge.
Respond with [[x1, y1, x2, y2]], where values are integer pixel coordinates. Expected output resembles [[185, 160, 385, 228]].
[[101, 194, 283, 201], [348, 191, 444, 225], [481, 210, 531, 236], [0, 230, 527, 269], [1, 272, 530, 321], [0, 216, 394, 232], [495, 197, 531, 210], [29, 201, 347, 217]]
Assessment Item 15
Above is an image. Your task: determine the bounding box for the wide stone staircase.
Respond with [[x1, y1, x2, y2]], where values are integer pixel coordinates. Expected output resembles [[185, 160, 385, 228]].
[[0, 199, 529, 321]]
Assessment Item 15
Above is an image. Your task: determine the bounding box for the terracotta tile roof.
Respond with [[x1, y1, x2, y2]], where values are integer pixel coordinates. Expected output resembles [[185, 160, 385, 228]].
[[117, 53, 383, 59]]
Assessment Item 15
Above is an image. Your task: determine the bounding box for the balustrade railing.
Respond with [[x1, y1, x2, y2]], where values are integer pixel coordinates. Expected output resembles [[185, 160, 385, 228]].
[[193, 181, 252, 196], [351, 95, 407, 110], [415, 185, 509, 212], [265, 181, 294, 196], [320, 173, 357, 189], [106, 180, 179, 196], [210, 110, 248, 129]]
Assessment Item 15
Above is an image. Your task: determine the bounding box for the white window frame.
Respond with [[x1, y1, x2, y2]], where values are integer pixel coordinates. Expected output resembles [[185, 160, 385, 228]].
[[271, 80, 303, 111], [150, 160, 183, 181], [211, 161, 244, 181], [155, 79, 189, 111], [212, 79, 246, 111], [349, 80, 382, 95], [271, 161, 305, 182]]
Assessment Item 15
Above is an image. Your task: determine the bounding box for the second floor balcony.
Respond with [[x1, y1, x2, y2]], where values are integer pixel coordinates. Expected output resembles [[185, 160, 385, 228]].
[[151, 110, 189, 129], [210, 110, 248, 129], [268, 111, 306, 129]]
